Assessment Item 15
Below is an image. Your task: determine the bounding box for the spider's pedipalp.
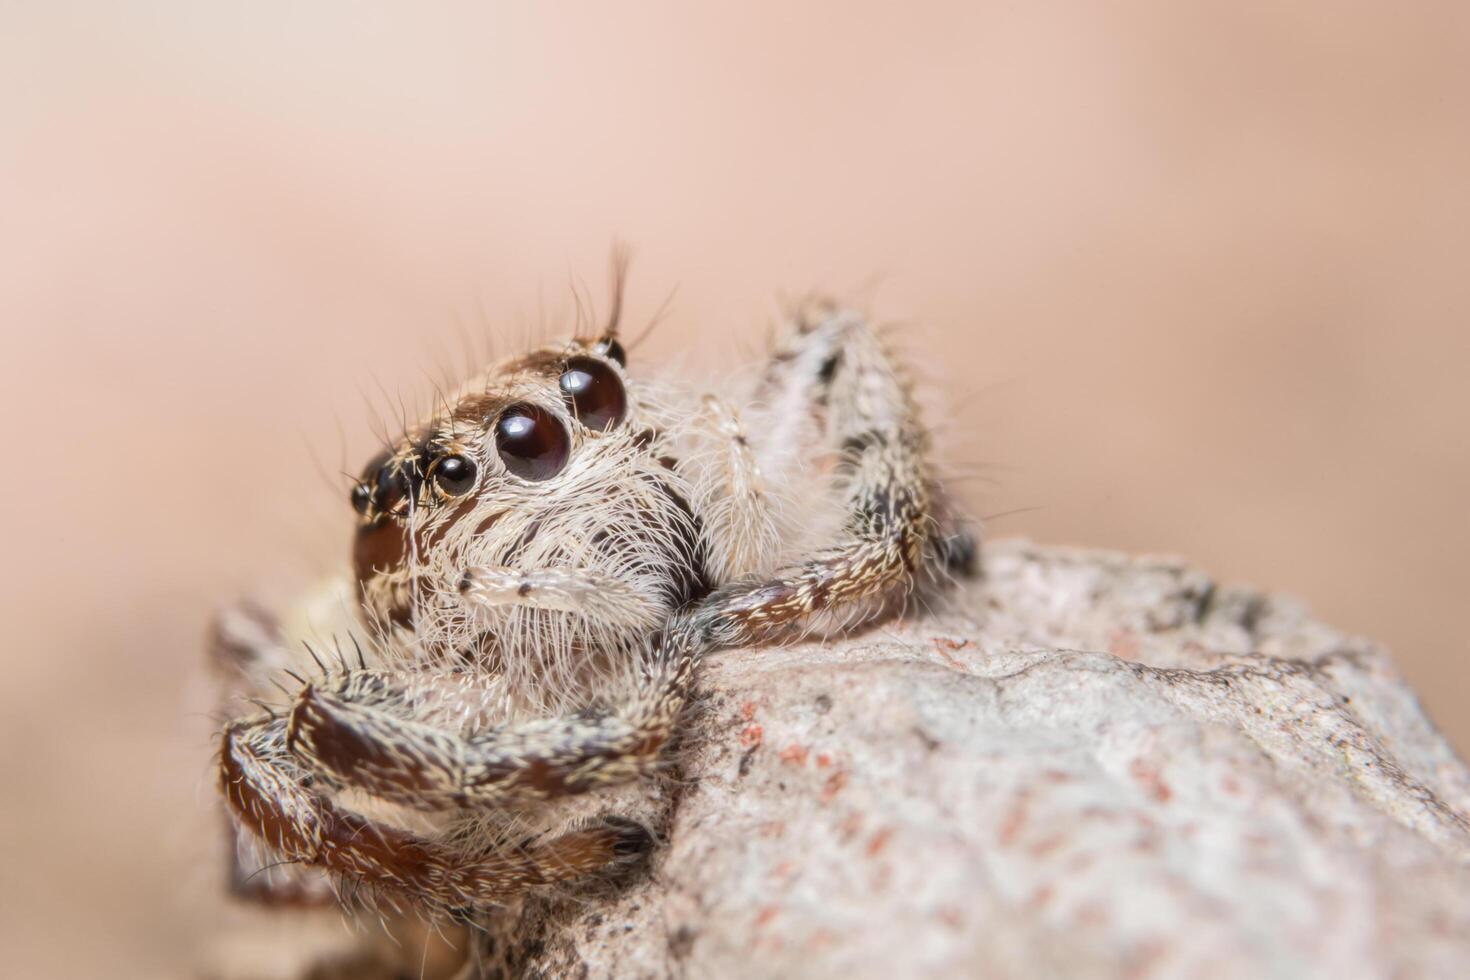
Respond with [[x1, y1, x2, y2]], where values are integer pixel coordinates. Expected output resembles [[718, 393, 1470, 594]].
[[457, 564, 658, 633], [683, 395, 784, 583]]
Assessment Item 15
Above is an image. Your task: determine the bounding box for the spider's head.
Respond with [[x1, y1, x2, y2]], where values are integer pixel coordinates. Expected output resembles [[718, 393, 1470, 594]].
[[348, 331, 705, 704]]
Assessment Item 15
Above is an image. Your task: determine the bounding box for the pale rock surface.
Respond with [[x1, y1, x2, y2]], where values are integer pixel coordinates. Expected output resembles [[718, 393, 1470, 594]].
[[205, 540, 1470, 979], [496, 539, 1470, 979]]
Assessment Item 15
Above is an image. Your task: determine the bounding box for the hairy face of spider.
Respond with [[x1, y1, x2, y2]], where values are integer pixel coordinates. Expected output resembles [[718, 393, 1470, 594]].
[[347, 336, 707, 693]]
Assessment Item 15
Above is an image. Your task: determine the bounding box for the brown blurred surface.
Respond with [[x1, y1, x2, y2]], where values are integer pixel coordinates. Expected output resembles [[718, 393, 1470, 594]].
[[1, 3, 1467, 977]]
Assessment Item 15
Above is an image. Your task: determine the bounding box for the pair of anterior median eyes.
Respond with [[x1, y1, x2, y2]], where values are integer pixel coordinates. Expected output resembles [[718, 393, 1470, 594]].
[[351, 344, 628, 516]]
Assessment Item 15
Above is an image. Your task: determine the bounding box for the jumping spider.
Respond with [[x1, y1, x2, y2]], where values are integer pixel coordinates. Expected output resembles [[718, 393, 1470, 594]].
[[212, 283, 976, 938]]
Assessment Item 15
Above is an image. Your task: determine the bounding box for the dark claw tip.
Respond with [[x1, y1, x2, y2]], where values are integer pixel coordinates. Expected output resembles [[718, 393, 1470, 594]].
[[602, 816, 655, 859], [940, 530, 980, 578]]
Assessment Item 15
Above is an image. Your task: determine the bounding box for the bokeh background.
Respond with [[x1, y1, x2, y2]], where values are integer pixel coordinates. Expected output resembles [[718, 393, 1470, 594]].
[[3, 3, 1468, 976]]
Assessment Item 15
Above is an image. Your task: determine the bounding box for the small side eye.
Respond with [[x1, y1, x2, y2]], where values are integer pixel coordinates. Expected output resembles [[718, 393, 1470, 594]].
[[594, 337, 627, 367], [430, 454, 478, 496], [559, 357, 627, 431], [351, 448, 392, 515], [495, 403, 570, 480], [373, 463, 411, 513]]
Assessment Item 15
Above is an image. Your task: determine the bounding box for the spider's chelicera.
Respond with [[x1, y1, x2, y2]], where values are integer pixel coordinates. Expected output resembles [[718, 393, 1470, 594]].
[[211, 287, 976, 921]]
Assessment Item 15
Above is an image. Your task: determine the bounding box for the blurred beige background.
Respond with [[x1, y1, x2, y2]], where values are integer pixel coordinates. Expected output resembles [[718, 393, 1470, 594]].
[[2, 2, 1468, 976]]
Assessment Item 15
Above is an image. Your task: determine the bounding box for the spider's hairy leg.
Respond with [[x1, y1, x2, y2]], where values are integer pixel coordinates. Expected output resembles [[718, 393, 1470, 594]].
[[225, 819, 337, 908], [693, 305, 940, 646], [684, 394, 783, 582], [745, 299, 850, 460], [219, 714, 653, 911], [283, 653, 688, 810], [210, 602, 341, 907], [209, 600, 293, 687], [744, 299, 983, 583]]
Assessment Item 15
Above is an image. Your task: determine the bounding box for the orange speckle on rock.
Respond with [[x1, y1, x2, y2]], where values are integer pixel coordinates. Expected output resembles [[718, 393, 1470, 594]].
[[739, 723, 763, 751], [1028, 833, 1066, 858], [820, 770, 848, 803], [997, 792, 1030, 847], [1129, 758, 1173, 804], [741, 701, 758, 721], [755, 905, 781, 928], [931, 636, 972, 667], [779, 744, 809, 766], [866, 827, 894, 857], [815, 753, 833, 768], [1123, 939, 1168, 979]]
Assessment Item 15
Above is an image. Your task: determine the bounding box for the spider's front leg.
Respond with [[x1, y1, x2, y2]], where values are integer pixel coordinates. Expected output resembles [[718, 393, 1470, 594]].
[[281, 652, 687, 811], [211, 602, 340, 909], [218, 712, 652, 912], [213, 590, 657, 912]]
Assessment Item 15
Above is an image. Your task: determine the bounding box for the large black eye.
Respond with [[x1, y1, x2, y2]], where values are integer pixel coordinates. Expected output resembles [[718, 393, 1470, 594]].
[[351, 449, 391, 513], [495, 403, 569, 480], [559, 357, 626, 431], [431, 454, 477, 496]]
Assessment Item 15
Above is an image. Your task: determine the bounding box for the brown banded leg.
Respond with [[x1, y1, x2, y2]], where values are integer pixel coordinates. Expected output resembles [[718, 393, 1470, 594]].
[[748, 298, 854, 451], [220, 715, 652, 912], [212, 603, 345, 907], [283, 670, 686, 810], [688, 305, 935, 647]]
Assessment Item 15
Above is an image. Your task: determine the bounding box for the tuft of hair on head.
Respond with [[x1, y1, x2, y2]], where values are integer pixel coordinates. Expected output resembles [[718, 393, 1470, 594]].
[[605, 241, 632, 340], [603, 242, 680, 360]]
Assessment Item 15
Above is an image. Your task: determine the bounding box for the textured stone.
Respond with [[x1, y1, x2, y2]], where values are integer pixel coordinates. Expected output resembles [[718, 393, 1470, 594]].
[[503, 539, 1470, 979]]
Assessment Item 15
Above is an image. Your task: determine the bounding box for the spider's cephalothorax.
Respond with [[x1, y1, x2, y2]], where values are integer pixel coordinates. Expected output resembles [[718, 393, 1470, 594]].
[[348, 333, 709, 715], [212, 293, 976, 927]]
